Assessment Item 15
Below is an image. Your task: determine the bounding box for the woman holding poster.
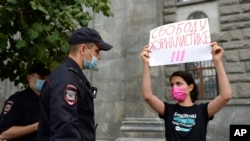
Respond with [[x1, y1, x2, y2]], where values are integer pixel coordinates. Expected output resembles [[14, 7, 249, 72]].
[[140, 42, 232, 141]]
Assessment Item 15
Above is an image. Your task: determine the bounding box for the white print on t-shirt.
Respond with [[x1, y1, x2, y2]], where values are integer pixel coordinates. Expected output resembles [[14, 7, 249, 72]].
[[172, 112, 196, 132]]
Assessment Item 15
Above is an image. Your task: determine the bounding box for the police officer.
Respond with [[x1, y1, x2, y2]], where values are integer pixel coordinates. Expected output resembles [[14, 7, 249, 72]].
[[0, 63, 50, 141], [37, 27, 113, 141]]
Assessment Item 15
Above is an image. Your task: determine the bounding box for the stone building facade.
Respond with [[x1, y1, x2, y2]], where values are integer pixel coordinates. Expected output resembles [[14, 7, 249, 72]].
[[0, 0, 249, 141]]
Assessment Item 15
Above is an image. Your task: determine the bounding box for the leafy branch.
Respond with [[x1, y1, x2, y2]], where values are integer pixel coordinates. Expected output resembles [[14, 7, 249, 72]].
[[0, 0, 113, 85]]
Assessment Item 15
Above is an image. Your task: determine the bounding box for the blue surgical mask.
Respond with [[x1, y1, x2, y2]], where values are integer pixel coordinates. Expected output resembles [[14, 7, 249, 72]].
[[84, 48, 98, 71], [35, 79, 46, 92]]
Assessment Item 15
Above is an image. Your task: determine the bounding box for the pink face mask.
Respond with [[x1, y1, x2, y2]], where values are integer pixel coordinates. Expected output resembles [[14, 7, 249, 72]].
[[171, 86, 187, 102]]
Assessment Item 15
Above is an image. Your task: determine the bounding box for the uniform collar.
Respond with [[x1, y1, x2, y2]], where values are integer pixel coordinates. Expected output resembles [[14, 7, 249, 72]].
[[65, 57, 88, 81], [25, 87, 40, 99], [66, 57, 82, 70]]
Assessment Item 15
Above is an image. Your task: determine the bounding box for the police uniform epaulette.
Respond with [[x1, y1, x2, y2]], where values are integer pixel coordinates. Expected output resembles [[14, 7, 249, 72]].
[[68, 67, 77, 74]]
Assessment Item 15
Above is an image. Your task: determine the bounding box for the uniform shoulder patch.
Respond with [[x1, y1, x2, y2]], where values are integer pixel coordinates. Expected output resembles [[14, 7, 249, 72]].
[[3, 101, 14, 115], [64, 84, 78, 106]]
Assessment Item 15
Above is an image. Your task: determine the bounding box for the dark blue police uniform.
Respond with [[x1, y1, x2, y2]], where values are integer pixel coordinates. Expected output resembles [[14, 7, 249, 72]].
[[0, 87, 40, 141], [38, 57, 96, 141]]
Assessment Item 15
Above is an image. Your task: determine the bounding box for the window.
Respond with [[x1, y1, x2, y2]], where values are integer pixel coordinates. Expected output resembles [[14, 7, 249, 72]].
[[185, 61, 218, 99], [187, 11, 207, 19], [185, 11, 218, 99]]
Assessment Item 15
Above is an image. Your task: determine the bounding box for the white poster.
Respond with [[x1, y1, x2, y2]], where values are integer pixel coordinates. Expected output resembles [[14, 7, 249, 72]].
[[149, 18, 212, 66]]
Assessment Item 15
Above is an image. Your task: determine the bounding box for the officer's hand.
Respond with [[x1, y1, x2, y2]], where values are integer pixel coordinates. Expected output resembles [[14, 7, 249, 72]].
[[32, 122, 39, 131]]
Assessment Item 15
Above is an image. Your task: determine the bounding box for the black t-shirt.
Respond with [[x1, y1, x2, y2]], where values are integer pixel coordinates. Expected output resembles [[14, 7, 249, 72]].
[[160, 102, 213, 141], [0, 87, 39, 141]]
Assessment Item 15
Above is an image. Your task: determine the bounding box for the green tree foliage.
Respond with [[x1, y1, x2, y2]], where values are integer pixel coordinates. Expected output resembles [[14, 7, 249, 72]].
[[0, 0, 113, 85]]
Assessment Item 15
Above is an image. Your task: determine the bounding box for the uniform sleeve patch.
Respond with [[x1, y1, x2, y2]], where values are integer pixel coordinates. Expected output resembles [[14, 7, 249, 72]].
[[3, 101, 14, 115], [64, 84, 78, 106]]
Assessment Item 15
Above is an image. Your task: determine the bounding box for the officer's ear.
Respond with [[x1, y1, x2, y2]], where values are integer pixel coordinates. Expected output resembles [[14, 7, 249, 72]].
[[27, 74, 32, 81], [80, 44, 88, 55], [27, 74, 35, 84]]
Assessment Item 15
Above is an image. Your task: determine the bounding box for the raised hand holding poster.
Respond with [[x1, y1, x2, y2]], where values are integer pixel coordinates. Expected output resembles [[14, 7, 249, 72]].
[[149, 18, 212, 66]]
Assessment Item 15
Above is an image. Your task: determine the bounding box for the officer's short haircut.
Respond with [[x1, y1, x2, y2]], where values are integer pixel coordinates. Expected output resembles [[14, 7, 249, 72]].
[[69, 43, 95, 54], [69, 44, 81, 54], [85, 43, 95, 49]]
